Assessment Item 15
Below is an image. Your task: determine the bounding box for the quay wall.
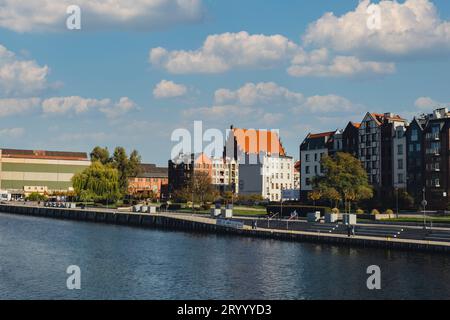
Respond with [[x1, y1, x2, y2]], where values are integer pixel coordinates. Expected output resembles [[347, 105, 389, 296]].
[[0, 204, 449, 253]]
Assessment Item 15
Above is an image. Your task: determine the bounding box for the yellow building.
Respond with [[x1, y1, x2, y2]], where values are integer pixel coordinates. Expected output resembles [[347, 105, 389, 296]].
[[0, 149, 91, 196]]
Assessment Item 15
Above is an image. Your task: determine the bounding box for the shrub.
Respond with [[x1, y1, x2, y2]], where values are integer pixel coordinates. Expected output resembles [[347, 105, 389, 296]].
[[331, 208, 340, 214], [371, 209, 380, 216], [356, 209, 365, 215], [385, 209, 394, 215], [26, 192, 47, 202]]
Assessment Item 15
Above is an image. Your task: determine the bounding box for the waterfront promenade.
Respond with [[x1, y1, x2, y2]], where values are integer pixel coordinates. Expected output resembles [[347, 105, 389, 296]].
[[1, 202, 450, 253]]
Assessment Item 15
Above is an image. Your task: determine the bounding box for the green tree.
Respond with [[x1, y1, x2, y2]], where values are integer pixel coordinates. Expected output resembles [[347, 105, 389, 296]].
[[313, 152, 373, 213], [175, 171, 218, 206], [72, 162, 121, 203], [111, 147, 141, 194], [90, 146, 110, 165]]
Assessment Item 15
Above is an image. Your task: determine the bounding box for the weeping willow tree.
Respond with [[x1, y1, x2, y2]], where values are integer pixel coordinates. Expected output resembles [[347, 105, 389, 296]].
[[72, 161, 121, 203]]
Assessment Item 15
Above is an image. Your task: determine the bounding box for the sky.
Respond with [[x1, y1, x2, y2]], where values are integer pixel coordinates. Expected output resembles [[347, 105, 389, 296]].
[[0, 0, 449, 166]]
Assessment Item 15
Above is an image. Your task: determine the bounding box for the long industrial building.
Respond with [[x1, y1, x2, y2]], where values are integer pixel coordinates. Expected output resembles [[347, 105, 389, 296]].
[[0, 149, 91, 197]]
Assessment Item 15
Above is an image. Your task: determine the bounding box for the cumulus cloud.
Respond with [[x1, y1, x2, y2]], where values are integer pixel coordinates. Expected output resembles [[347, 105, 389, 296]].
[[212, 82, 360, 114], [0, 45, 50, 96], [214, 82, 304, 106], [183, 82, 361, 126], [153, 80, 187, 99], [0, 0, 205, 33], [42, 96, 137, 118], [0, 97, 41, 117], [288, 49, 396, 78], [298, 94, 360, 113], [303, 0, 450, 58], [150, 31, 298, 74], [415, 97, 450, 110]]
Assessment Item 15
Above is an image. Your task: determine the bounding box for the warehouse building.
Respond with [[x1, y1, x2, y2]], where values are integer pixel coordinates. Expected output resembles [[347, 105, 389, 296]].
[[0, 149, 91, 197]]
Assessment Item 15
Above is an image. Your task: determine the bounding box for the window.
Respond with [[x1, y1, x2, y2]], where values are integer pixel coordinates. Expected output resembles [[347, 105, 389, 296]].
[[397, 144, 403, 155], [305, 154, 310, 162], [305, 166, 310, 174], [314, 153, 318, 162], [416, 143, 421, 152], [398, 174, 404, 184], [411, 129, 418, 142], [305, 178, 311, 186], [398, 159, 404, 170]]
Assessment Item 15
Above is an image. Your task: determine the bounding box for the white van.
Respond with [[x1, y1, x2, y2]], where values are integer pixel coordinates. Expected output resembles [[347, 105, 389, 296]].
[[0, 191, 12, 201]]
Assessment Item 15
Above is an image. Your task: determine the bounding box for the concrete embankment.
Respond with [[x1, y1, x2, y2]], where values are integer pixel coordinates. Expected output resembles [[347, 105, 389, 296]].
[[1, 204, 450, 253]]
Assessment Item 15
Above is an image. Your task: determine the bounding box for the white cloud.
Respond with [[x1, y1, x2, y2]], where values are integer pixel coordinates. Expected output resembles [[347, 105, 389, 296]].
[[153, 80, 187, 99], [303, 0, 450, 58], [298, 94, 360, 113], [0, 127, 25, 138], [41, 96, 137, 118], [0, 45, 50, 96], [213, 82, 360, 114], [100, 97, 137, 119], [288, 49, 396, 78], [0, 0, 204, 33], [183, 82, 361, 127], [214, 82, 304, 106], [0, 97, 41, 117], [150, 31, 298, 74], [414, 97, 450, 110]]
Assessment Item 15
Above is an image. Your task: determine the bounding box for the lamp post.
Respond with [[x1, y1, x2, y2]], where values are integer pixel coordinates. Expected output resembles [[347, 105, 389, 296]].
[[395, 186, 399, 219], [422, 187, 427, 230]]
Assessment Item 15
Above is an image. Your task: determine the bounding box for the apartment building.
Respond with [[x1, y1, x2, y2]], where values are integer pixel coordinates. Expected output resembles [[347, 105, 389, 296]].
[[423, 108, 450, 209], [299, 131, 335, 199], [225, 127, 293, 201], [128, 164, 168, 200], [359, 112, 407, 187], [406, 117, 426, 202], [392, 125, 407, 189], [168, 153, 239, 197]]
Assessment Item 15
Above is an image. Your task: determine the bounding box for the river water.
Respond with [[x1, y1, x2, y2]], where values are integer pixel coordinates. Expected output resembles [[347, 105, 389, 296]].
[[1, 212, 450, 300]]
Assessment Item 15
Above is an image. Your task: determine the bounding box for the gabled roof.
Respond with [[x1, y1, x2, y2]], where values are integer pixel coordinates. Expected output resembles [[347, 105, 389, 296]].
[[308, 131, 335, 139], [136, 164, 168, 178]]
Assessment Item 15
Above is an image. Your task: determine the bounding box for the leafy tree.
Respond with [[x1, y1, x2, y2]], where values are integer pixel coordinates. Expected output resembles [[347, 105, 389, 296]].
[[175, 171, 218, 206], [26, 192, 48, 202], [90, 146, 110, 165], [313, 152, 373, 213], [111, 147, 141, 194], [308, 190, 322, 207], [72, 161, 121, 203]]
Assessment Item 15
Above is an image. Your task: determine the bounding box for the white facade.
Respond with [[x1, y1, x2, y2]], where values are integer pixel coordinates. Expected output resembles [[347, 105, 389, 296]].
[[211, 158, 239, 193], [300, 148, 327, 192], [262, 156, 295, 201], [393, 125, 407, 189], [239, 155, 294, 201]]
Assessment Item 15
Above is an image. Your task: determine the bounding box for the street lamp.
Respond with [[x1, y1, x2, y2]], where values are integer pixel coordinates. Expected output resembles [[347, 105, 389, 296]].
[[395, 186, 399, 218], [422, 187, 428, 230]]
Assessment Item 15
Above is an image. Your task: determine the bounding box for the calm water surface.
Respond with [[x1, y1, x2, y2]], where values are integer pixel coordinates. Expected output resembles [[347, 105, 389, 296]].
[[1, 212, 450, 300]]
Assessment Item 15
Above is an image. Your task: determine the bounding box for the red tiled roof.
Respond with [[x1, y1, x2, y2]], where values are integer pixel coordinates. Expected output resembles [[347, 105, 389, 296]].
[[232, 128, 286, 156], [1, 149, 88, 161], [308, 131, 335, 139]]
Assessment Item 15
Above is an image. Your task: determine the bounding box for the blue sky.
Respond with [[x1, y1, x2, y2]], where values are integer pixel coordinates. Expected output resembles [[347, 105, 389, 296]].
[[0, 0, 449, 165]]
